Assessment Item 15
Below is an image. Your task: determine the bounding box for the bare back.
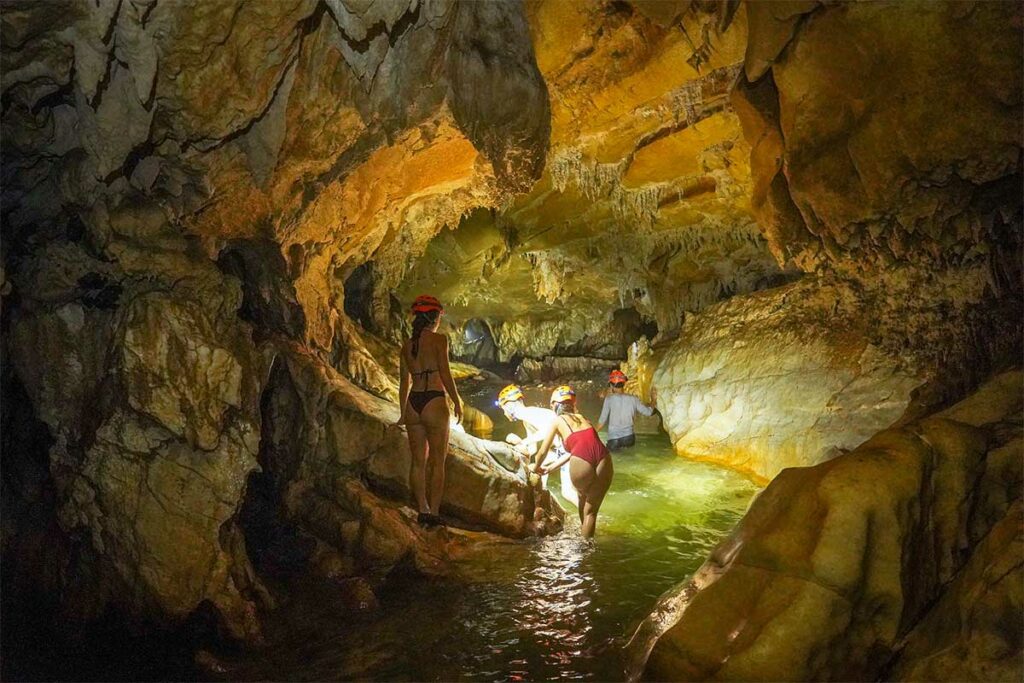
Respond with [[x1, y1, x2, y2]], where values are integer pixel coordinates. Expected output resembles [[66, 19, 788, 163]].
[[553, 412, 594, 442], [403, 330, 447, 393]]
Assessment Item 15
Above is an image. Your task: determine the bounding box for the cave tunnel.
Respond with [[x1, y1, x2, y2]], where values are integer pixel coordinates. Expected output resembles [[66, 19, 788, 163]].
[[1, 1, 1022, 681]]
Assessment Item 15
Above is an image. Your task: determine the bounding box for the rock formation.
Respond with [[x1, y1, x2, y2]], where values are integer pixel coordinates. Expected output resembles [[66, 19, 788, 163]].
[[1, 0, 1021, 679], [1, 0, 558, 649], [389, 1, 791, 362], [648, 0, 1022, 479], [633, 370, 1023, 681]]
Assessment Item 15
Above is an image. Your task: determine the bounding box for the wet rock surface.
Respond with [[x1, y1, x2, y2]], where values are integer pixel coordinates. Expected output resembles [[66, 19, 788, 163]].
[[633, 370, 1023, 682]]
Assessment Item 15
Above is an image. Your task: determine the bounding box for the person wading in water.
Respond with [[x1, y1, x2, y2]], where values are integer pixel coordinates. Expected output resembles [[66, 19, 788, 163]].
[[533, 386, 613, 539], [397, 295, 463, 526], [596, 369, 657, 451], [496, 384, 579, 507]]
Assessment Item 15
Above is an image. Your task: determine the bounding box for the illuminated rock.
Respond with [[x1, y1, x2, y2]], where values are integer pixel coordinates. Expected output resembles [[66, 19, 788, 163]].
[[272, 346, 554, 540], [652, 265, 1019, 480], [736, 0, 1022, 272], [396, 1, 789, 361], [6, 243, 266, 640], [633, 370, 1023, 681], [649, 0, 1022, 481]]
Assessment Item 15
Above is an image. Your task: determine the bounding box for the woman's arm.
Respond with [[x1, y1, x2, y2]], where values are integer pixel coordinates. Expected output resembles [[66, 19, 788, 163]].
[[540, 453, 572, 474], [437, 336, 463, 422], [397, 345, 410, 425], [531, 420, 561, 472]]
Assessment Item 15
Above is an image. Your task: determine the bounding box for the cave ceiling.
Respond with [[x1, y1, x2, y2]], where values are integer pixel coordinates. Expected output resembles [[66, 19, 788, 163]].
[[396, 0, 788, 354]]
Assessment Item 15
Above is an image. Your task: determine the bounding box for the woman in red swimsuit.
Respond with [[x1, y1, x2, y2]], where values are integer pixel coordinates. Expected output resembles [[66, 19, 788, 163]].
[[532, 386, 614, 539]]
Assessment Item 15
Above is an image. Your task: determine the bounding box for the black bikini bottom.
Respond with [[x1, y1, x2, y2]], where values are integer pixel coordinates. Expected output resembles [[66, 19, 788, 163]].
[[408, 390, 445, 414]]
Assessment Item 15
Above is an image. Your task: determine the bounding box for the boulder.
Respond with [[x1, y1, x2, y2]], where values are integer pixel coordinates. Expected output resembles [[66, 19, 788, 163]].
[[888, 502, 1023, 682], [633, 370, 1023, 681]]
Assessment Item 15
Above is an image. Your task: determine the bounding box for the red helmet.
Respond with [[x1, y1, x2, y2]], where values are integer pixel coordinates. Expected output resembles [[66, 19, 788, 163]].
[[609, 369, 628, 385], [411, 294, 444, 314]]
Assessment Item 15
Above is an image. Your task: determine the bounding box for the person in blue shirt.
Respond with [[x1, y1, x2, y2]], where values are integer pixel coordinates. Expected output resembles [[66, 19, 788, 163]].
[[596, 369, 657, 451]]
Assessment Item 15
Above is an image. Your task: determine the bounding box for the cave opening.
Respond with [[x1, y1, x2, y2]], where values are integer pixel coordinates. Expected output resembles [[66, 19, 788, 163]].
[[457, 317, 499, 366], [343, 261, 378, 333]]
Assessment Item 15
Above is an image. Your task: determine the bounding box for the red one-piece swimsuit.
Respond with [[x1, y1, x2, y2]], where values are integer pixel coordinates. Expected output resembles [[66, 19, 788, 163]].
[[563, 419, 609, 466]]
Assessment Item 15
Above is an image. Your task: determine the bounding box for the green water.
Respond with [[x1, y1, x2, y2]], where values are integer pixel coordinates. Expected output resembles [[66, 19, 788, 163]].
[[237, 381, 759, 681]]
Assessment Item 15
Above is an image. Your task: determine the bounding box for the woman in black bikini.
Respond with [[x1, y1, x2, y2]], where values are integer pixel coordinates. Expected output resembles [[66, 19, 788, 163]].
[[397, 295, 463, 526]]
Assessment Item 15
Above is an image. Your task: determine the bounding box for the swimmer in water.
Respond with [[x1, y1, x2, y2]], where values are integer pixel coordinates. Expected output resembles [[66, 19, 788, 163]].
[[533, 386, 613, 539]]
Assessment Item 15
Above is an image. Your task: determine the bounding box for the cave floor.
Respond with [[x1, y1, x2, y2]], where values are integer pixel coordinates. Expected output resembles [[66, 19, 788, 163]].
[[231, 384, 760, 681]]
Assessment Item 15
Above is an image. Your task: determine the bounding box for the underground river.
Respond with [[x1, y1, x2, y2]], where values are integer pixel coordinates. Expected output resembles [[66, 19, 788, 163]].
[[232, 379, 761, 681]]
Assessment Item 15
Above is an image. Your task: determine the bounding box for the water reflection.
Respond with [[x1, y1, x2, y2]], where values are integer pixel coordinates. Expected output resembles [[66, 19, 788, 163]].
[[234, 389, 760, 682]]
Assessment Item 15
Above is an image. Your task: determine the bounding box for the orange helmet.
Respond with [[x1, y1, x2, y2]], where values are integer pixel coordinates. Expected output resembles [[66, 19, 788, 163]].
[[410, 294, 443, 314], [550, 385, 576, 405], [609, 369, 628, 385]]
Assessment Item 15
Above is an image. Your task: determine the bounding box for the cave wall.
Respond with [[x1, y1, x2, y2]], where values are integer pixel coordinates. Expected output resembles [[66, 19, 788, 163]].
[[1, 0, 1021, 669], [1, 0, 554, 642], [650, 0, 1023, 478]]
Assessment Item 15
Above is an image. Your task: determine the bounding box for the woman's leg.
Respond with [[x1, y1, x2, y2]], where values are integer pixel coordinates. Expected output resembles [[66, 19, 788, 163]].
[[570, 456, 614, 538], [421, 397, 451, 515], [406, 416, 430, 514], [569, 457, 596, 535], [580, 456, 614, 538]]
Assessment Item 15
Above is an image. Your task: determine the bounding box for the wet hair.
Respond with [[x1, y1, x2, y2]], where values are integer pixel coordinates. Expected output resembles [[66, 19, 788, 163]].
[[411, 309, 440, 358], [552, 401, 576, 416]]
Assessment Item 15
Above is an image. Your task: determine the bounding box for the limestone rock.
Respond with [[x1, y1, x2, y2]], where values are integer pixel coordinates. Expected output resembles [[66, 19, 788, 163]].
[[888, 502, 1023, 682], [652, 266, 1020, 480], [393, 1, 790, 361], [738, 0, 1022, 272], [269, 345, 563, 542], [634, 370, 1023, 681], [515, 355, 620, 383], [6, 241, 267, 640]]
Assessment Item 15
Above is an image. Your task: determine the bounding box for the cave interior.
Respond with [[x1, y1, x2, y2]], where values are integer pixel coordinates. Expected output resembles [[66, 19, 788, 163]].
[[1, 0, 1022, 681]]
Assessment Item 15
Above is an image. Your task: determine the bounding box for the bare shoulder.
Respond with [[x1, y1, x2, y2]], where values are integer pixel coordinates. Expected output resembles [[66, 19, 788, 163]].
[[426, 330, 448, 352]]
